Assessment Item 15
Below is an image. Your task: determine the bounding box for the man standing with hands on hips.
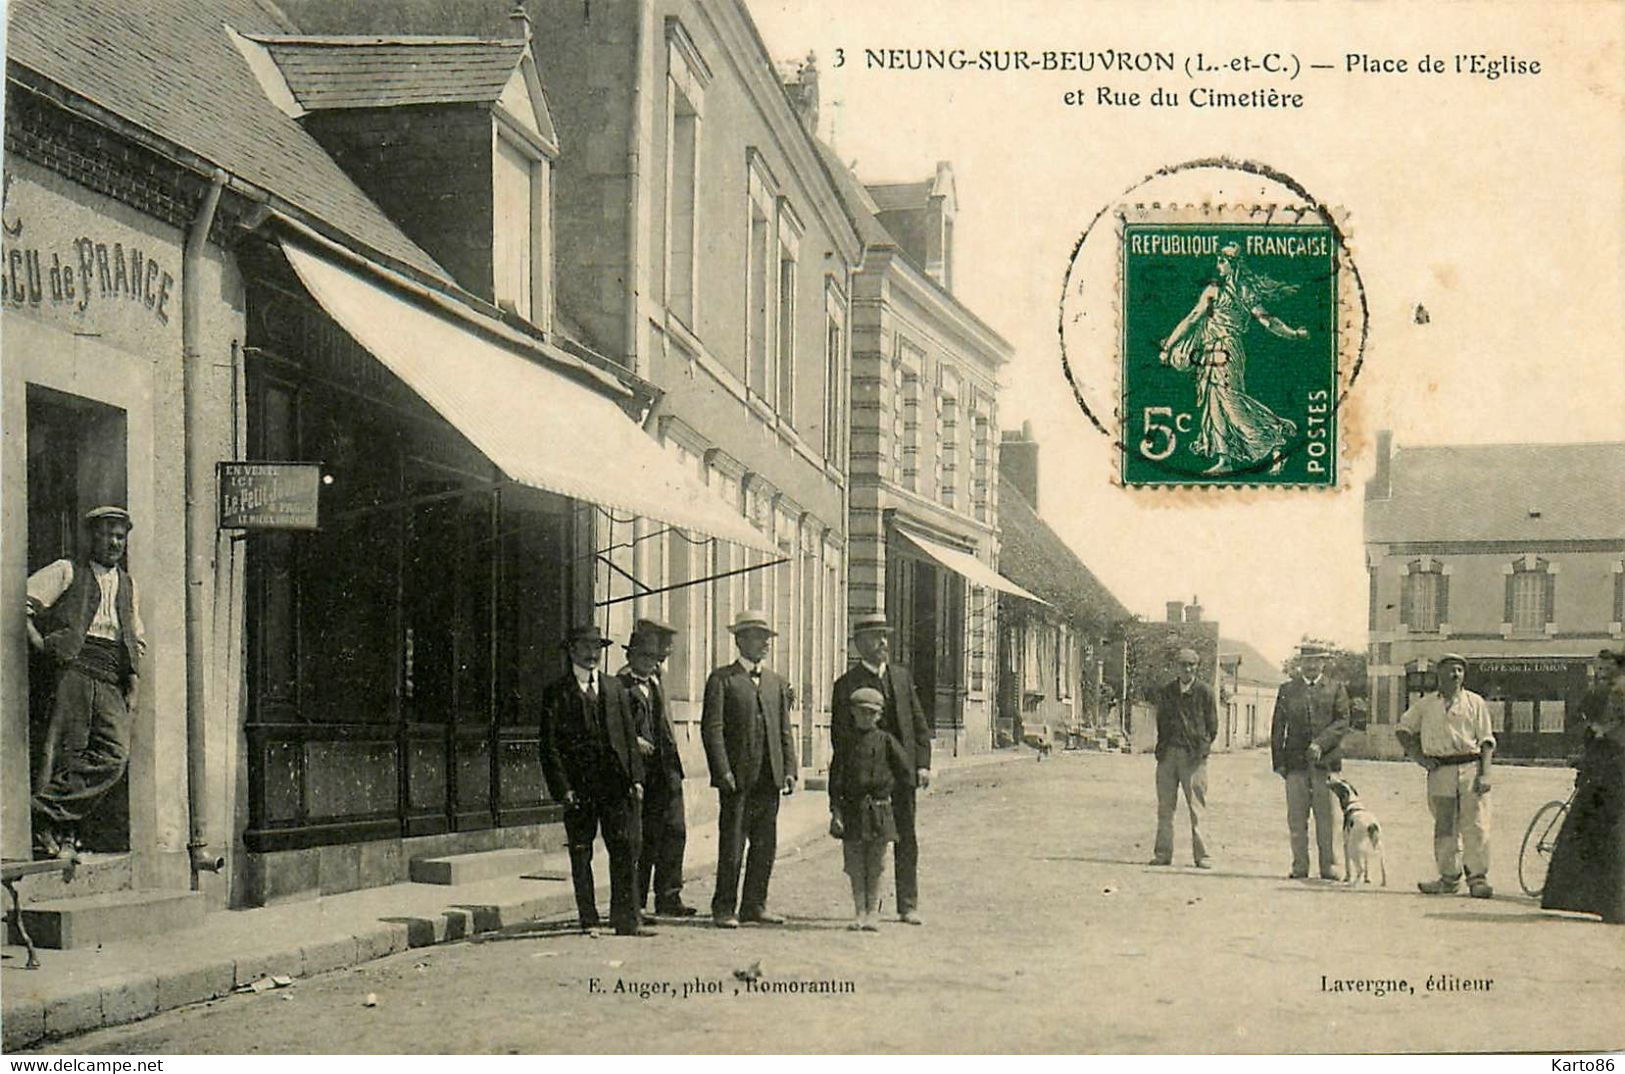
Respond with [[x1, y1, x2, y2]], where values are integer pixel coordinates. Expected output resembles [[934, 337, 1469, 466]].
[[831, 613, 932, 925], [702, 611, 797, 928], [1395, 653, 1496, 898], [1271, 641, 1352, 880]]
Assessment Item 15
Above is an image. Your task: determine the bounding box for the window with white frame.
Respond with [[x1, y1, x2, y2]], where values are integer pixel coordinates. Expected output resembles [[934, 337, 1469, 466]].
[[775, 201, 801, 419], [821, 284, 845, 463], [1402, 559, 1446, 632], [664, 20, 708, 326], [745, 152, 777, 398], [492, 129, 552, 330], [1506, 558, 1554, 635]]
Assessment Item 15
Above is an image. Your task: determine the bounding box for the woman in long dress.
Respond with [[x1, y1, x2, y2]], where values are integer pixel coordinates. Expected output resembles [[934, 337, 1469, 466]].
[[1541, 654, 1625, 924], [1158, 243, 1307, 474]]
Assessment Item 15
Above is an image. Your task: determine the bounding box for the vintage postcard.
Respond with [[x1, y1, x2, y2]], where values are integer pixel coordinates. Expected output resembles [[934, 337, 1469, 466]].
[[1, 0, 1621, 1061]]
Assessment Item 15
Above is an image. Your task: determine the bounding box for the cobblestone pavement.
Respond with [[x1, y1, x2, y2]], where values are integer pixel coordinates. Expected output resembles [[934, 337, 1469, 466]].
[[34, 751, 1625, 1054]]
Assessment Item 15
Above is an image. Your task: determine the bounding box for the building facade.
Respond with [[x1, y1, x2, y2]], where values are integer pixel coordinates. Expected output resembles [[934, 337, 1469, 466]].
[[1362, 433, 1625, 760], [1218, 638, 1284, 751]]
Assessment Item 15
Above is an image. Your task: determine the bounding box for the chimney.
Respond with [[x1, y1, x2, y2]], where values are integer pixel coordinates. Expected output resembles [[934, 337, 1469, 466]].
[[1367, 429, 1393, 501], [784, 52, 819, 134], [1185, 596, 1203, 623], [1165, 601, 1185, 624], [998, 420, 1039, 510], [508, 2, 532, 42]]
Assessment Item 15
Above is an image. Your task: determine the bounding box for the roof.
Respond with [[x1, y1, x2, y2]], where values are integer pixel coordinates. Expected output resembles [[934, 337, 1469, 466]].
[[6, 0, 450, 282], [866, 179, 935, 211], [1366, 442, 1625, 544], [996, 476, 1131, 628], [1220, 636, 1287, 687], [249, 36, 526, 111]]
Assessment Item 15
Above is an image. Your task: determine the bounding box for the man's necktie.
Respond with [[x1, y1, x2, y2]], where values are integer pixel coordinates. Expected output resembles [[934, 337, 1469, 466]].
[[583, 678, 599, 722]]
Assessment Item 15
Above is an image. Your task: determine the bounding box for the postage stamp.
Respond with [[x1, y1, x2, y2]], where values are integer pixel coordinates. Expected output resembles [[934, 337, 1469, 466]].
[[1119, 208, 1342, 487]]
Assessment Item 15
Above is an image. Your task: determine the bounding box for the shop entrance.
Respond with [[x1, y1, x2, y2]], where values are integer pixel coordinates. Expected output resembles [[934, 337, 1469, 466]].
[[24, 384, 130, 852]]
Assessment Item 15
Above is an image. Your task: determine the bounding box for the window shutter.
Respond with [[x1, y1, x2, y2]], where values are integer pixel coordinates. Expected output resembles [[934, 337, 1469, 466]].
[[1616, 570, 1625, 624], [1543, 571, 1556, 624], [1504, 573, 1516, 622], [1437, 571, 1450, 625], [1400, 575, 1413, 628]]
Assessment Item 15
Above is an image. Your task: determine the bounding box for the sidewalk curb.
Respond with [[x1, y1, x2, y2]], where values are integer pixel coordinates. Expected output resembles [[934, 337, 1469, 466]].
[[1, 750, 1028, 1051]]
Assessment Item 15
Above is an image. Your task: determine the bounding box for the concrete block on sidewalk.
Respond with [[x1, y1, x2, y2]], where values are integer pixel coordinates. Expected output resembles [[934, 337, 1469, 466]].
[[2, 997, 45, 1051], [43, 988, 101, 1040], [300, 934, 359, 976], [100, 973, 158, 1027], [409, 848, 546, 886], [20, 889, 205, 950], [354, 920, 410, 962], [156, 959, 234, 1011], [235, 947, 301, 989]]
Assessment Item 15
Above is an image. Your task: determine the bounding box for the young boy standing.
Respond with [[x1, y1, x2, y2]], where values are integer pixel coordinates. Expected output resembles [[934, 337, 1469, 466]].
[[828, 687, 912, 930]]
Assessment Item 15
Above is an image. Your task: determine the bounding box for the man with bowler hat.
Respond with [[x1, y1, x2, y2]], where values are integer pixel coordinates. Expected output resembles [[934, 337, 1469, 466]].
[[618, 618, 697, 917], [1270, 641, 1352, 879], [831, 612, 932, 924], [26, 506, 145, 859], [701, 611, 797, 928], [540, 624, 653, 936], [1149, 647, 1218, 868]]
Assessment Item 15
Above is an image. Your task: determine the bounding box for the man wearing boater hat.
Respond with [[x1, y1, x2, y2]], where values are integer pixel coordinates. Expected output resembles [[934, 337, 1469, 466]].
[[701, 610, 797, 928], [1270, 641, 1353, 880], [1395, 653, 1497, 898], [830, 612, 932, 924], [25, 506, 145, 859], [540, 624, 653, 936]]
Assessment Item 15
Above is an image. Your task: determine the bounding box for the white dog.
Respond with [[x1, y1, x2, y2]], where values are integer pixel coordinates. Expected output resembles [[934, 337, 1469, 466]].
[[1327, 775, 1387, 886]]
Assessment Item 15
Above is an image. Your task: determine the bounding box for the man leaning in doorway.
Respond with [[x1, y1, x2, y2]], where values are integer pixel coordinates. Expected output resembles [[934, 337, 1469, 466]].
[[26, 505, 145, 860], [618, 618, 698, 918], [1395, 652, 1496, 898], [1271, 641, 1352, 880], [830, 612, 932, 924], [1149, 647, 1217, 868]]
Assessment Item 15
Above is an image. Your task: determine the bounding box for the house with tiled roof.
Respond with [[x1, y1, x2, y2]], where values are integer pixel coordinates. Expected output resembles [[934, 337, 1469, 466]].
[[1218, 636, 1286, 750], [2, 0, 789, 927], [1362, 431, 1625, 759]]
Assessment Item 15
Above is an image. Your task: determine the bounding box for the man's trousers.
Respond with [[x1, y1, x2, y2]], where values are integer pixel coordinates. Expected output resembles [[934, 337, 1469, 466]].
[[32, 667, 132, 831], [1284, 766, 1342, 878], [563, 794, 642, 931], [1153, 746, 1209, 864], [1426, 761, 1491, 882], [892, 782, 920, 914], [636, 766, 688, 908], [711, 774, 781, 917]]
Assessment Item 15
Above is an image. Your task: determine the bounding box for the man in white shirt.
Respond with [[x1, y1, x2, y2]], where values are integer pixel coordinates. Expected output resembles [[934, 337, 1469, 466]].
[[1395, 653, 1496, 898], [25, 506, 146, 859]]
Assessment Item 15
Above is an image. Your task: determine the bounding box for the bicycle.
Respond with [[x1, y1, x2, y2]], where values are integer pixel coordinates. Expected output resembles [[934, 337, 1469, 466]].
[[1517, 788, 1574, 898]]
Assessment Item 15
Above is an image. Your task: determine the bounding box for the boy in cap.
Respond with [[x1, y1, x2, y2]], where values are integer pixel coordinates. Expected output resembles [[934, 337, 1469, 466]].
[[25, 506, 145, 859], [1395, 653, 1496, 898], [827, 686, 912, 930]]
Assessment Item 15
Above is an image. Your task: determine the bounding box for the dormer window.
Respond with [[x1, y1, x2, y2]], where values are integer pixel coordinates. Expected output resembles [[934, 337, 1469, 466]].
[[493, 127, 552, 330]]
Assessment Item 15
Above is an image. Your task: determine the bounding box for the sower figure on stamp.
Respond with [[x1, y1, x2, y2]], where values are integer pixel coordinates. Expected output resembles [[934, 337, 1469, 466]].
[[1394, 653, 1496, 899], [702, 611, 797, 928], [1271, 641, 1352, 880], [618, 618, 697, 918], [540, 625, 654, 936], [26, 506, 146, 860], [1149, 648, 1217, 868], [831, 613, 932, 924]]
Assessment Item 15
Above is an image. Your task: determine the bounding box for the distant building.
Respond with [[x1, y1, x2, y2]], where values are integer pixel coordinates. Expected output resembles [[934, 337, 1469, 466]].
[[1363, 432, 1625, 760], [1218, 637, 1286, 750], [995, 428, 1129, 746]]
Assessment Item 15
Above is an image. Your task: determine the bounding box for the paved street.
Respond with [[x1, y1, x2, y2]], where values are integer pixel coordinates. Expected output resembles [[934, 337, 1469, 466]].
[[31, 751, 1624, 1054]]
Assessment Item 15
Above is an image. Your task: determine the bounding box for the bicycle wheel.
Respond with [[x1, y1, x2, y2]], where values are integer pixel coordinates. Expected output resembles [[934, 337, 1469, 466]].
[[1518, 799, 1567, 898]]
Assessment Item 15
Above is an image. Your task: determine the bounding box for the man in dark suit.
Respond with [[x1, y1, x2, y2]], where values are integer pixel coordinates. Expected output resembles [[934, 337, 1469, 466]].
[[540, 624, 653, 937], [701, 611, 797, 928], [618, 618, 696, 917], [830, 612, 932, 924], [1270, 641, 1352, 880], [1150, 647, 1219, 868]]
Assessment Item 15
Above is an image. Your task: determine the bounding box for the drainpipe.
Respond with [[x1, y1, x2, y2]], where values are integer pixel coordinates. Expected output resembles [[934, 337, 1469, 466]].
[[183, 169, 229, 884]]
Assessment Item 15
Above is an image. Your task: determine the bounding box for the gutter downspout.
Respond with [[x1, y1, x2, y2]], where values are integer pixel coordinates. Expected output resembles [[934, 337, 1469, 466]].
[[623, 1, 650, 616], [183, 170, 229, 885]]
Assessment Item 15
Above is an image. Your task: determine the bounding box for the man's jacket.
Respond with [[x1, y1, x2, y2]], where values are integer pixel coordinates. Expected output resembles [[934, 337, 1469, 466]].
[[1154, 678, 1218, 760], [1270, 676, 1352, 772]]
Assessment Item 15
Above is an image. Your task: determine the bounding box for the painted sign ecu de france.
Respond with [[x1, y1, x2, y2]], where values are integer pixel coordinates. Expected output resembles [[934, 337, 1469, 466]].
[[218, 462, 322, 531]]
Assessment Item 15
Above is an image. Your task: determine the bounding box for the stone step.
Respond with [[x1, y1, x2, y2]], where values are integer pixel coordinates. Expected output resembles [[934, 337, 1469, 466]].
[[408, 847, 546, 886], [14, 851, 132, 903], [15, 889, 205, 950]]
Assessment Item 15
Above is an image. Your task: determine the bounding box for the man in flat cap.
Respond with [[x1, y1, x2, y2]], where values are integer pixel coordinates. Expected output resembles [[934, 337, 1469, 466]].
[[831, 612, 932, 924], [619, 618, 696, 917], [540, 624, 653, 936], [1149, 647, 1218, 868], [1270, 641, 1352, 879], [701, 611, 797, 928], [25, 506, 145, 859], [1395, 653, 1496, 898]]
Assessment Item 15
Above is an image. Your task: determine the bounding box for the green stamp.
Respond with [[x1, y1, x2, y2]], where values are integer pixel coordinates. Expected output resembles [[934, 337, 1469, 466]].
[[1121, 221, 1338, 487]]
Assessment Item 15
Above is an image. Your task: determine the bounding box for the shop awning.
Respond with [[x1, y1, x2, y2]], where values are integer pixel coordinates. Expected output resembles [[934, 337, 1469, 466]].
[[282, 242, 779, 555], [897, 529, 1049, 606]]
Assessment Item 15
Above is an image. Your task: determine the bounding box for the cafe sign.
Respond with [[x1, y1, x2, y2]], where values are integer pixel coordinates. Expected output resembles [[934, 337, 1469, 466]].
[[218, 462, 322, 530]]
